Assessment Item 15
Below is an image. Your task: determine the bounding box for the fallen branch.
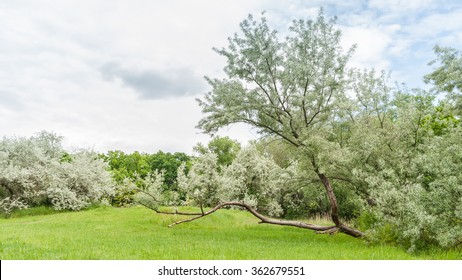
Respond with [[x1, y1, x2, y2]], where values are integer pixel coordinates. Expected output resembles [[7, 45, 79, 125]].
[[136, 200, 202, 216], [338, 224, 365, 238], [167, 201, 337, 232], [139, 200, 365, 238], [316, 227, 339, 235]]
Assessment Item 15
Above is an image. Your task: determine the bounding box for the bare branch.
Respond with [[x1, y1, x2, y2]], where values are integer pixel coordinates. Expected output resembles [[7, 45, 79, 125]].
[[136, 201, 202, 216], [242, 118, 301, 147], [167, 201, 337, 232]]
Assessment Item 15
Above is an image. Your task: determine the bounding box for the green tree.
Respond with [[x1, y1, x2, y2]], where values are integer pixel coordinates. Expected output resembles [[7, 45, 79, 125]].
[[102, 150, 190, 206], [104, 151, 151, 182], [193, 136, 241, 168], [147, 151, 191, 189]]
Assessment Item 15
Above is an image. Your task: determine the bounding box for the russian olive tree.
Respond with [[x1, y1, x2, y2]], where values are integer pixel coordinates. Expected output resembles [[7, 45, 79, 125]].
[[196, 10, 363, 237]]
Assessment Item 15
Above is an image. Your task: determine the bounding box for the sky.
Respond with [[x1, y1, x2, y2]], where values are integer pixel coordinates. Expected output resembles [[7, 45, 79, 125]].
[[1, 0, 461, 154]]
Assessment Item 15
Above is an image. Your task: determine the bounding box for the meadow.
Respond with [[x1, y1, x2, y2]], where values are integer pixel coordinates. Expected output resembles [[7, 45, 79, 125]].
[[1, 206, 460, 260]]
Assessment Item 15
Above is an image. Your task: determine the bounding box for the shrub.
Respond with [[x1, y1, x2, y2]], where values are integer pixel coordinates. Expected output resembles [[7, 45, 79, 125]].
[[0, 132, 115, 212]]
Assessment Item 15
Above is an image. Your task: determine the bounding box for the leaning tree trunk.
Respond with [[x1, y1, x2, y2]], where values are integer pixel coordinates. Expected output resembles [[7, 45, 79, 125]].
[[316, 171, 364, 238]]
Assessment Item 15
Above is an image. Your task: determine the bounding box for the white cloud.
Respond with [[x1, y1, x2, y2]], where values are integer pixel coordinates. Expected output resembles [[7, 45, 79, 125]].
[[405, 8, 462, 45], [0, 0, 265, 153], [368, 0, 437, 13], [341, 24, 401, 70]]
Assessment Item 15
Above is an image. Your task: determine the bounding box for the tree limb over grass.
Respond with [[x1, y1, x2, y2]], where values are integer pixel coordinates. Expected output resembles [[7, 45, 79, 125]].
[[136, 200, 201, 216], [157, 201, 364, 237]]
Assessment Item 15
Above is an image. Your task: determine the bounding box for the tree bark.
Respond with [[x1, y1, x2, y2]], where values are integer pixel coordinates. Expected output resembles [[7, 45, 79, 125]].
[[315, 171, 364, 238], [316, 172, 341, 226]]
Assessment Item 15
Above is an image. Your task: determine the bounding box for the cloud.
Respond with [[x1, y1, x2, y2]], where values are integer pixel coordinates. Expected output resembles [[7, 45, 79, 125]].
[[405, 8, 462, 44], [100, 62, 206, 99], [368, 0, 438, 16], [1, 0, 462, 153], [341, 24, 401, 71]]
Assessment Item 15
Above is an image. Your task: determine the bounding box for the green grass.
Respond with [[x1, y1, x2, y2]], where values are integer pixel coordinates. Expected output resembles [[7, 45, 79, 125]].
[[0, 206, 460, 260]]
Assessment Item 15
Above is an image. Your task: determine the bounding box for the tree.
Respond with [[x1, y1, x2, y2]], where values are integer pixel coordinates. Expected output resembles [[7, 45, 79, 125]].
[[196, 10, 363, 237], [193, 136, 241, 168], [340, 78, 462, 250], [101, 151, 151, 183], [133, 13, 461, 249], [147, 151, 191, 189], [177, 153, 220, 214], [424, 45, 462, 114], [101, 150, 190, 206], [220, 145, 284, 217], [46, 151, 115, 211]]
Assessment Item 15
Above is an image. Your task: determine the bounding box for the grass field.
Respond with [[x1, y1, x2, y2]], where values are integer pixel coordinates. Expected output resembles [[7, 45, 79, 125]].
[[1, 206, 461, 260]]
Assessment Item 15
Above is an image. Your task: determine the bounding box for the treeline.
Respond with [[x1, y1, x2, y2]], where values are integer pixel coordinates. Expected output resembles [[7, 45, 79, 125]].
[[0, 132, 193, 213], [0, 133, 343, 219]]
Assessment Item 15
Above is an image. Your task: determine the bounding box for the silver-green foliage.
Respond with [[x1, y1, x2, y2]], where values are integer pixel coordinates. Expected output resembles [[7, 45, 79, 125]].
[[130, 170, 176, 211], [197, 10, 354, 148], [425, 46, 462, 94], [220, 145, 284, 217], [425, 46, 462, 115], [369, 126, 462, 251], [0, 131, 114, 211], [176, 145, 285, 217], [345, 78, 462, 250], [177, 152, 220, 209], [189, 7, 462, 248]]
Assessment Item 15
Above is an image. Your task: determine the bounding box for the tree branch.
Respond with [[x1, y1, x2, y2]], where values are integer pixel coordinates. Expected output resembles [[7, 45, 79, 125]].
[[242, 118, 301, 147], [136, 201, 202, 216], [167, 201, 336, 232]]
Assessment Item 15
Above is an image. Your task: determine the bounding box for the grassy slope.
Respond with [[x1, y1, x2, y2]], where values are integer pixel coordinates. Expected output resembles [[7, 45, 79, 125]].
[[0, 206, 460, 260]]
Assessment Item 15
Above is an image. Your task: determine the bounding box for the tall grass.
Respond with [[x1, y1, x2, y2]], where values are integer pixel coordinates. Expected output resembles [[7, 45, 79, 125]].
[[0, 206, 460, 260]]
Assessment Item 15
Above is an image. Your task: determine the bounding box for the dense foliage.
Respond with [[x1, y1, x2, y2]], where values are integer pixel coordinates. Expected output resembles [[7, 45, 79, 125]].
[[100, 150, 190, 206], [191, 9, 462, 250], [193, 136, 241, 168], [0, 132, 114, 214], [424, 45, 462, 115]]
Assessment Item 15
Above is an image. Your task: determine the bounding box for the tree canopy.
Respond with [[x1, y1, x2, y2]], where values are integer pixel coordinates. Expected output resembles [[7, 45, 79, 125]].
[[197, 9, 362, 237], [424, 45, 462, 115], [193, 136, 241, 168]]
